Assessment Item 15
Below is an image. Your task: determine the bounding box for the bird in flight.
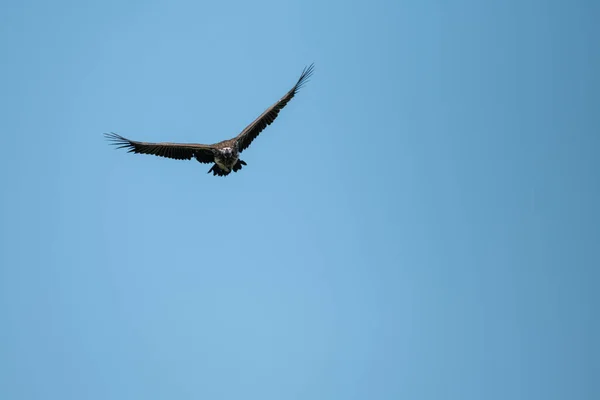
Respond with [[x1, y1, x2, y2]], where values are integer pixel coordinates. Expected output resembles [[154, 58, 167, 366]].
[[104, 63, 314, 177]]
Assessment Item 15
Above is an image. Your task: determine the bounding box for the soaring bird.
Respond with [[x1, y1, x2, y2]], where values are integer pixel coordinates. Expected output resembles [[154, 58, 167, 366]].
[[104, 63, 314, 177]]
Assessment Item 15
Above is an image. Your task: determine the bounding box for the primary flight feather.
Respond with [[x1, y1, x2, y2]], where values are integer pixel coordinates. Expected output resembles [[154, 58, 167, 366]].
[[104, 63, 314, 176]]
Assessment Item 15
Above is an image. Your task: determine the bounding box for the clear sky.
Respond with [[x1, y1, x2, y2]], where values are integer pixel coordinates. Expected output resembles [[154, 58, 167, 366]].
[[0, 0, 598, 399]]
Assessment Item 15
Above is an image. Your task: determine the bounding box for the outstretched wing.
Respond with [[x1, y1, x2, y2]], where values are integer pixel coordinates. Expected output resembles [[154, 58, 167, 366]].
[[104, 132, 216, 163], [234, 63, 314, 153]]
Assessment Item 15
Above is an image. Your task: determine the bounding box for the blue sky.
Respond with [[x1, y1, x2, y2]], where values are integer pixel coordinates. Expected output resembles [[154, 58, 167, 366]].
[[0, 0, 598, 399]]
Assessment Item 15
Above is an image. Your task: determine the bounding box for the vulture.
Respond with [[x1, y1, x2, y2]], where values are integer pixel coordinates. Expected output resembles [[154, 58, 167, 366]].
[[104, 63, 314, 176]]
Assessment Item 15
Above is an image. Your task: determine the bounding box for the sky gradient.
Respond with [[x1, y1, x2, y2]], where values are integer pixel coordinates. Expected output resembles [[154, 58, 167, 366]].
[[1, 0, 598, 399]]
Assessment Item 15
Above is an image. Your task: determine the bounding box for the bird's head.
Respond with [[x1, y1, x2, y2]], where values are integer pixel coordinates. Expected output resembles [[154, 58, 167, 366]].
[[221, 147, 233, 159]]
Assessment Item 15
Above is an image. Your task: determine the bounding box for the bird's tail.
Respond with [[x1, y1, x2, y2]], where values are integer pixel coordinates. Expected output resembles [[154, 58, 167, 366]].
[[208, 164, 228, 176], [207, 160, 246, 177]]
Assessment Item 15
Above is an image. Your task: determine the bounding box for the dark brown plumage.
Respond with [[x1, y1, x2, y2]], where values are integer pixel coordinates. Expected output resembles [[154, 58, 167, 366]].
[[105, 63, 314, 176]]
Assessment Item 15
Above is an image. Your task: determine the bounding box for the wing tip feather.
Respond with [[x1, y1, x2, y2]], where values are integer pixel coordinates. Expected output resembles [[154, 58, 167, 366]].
[[294, 62, 315, 92], [104, 132, 135, 150]]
